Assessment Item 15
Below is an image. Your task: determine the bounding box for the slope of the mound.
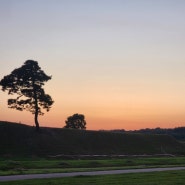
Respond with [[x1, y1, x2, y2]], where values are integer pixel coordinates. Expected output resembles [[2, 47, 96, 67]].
[[0, 121, 185, 157]]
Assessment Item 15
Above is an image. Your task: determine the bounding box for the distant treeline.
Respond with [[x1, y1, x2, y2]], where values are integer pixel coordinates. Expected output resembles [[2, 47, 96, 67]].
[[112, 127, 185, 141]]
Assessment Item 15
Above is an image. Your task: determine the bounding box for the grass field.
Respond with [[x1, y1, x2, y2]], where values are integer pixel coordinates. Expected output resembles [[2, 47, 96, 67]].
[[1, 170, 185, 185], [1, 121, 185, 184], [1, 157, 185, 176]]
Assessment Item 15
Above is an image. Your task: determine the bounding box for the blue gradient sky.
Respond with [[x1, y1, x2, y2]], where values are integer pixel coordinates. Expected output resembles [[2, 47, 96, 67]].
[[1, 0, 185, 130]]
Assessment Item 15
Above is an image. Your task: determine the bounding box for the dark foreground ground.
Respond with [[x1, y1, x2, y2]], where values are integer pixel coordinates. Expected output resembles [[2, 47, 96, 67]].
[[0, 121, 185, 157]]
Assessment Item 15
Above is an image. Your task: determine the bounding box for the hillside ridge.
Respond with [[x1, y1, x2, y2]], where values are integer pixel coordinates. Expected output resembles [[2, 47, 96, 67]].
[[0, 121, 185, 157]]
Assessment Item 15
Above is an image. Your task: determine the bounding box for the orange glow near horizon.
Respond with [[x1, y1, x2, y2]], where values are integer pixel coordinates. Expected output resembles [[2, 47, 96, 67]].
[[1, 110, 185, 131], [1, 89, 185, 130], [1, 75, 185, 130], [1, 71, 185, 130]]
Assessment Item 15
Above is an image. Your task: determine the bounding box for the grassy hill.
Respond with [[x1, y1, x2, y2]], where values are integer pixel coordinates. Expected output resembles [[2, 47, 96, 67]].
[[128, 127, 185, 141], [0, 121, 185, 157]]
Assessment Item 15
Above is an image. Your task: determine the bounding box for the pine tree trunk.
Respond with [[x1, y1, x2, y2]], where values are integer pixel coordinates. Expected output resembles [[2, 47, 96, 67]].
[[34, 109, 40, 131], [33, 81, 40, 131]]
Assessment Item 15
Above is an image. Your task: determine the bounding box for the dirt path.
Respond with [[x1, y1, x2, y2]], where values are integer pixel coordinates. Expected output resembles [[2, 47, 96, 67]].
[[0, 167, 185, 182]]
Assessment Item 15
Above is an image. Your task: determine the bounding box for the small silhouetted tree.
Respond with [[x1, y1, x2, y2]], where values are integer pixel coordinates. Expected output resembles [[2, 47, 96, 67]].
[[0, 60, 54, 131], [64, 113, 86, 129]]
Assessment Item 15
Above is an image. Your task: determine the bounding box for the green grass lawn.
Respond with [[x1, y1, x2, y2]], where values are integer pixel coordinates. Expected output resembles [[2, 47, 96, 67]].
[[1, 170, 185, 185], [1, 157, 185, 176]]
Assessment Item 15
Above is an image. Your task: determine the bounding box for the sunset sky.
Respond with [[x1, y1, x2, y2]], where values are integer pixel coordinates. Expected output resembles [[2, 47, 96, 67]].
[[1, 0, 185, 130]]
